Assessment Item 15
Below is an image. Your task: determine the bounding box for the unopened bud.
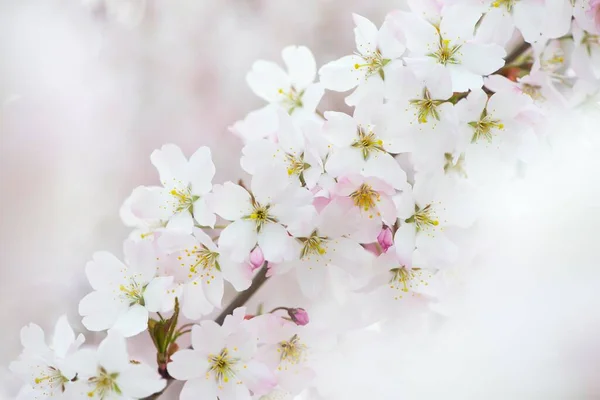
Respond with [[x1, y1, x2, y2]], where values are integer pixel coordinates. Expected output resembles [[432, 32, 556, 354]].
[[287, 308, 309, 326], [377, 226, 393, 253], [249, 247, 264, 271]]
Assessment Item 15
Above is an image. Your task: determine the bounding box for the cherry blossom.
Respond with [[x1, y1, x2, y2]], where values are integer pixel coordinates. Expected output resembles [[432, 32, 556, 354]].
[[319, 13, 405, 105], [210, 169, 315, 263], [168, 308, 276, 400], [79, 240, 173, 337], [68, 331, 166, 399], [9, 316, 84, 399], [128, 144, 216, 233]]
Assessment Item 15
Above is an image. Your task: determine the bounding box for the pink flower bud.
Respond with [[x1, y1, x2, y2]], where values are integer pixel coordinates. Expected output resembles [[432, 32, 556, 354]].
[[287, 308, 309, 326], [377, 226, 393, 253], [249, 247, 264, 271]]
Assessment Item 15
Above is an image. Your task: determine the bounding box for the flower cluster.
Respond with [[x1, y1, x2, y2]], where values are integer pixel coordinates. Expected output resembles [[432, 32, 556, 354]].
[[10, 1, 600, 399]]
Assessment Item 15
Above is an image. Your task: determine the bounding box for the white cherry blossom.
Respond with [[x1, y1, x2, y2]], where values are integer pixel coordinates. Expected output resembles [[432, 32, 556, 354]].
[[390, 4, 506, 92], [319, 13, 405, 105], [210, 169, 315, 263], [157, 228, 253, 319], [241, 110, 324, 189], [323, 99, 409, 189], [168, 308, 276, 400], [79, 240, 173, 337], [128, 144, 216, 233], [9, 316, 84, 399], [68, 331, 166, 399]]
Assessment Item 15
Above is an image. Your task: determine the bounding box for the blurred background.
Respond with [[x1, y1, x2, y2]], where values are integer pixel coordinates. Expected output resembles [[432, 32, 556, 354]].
[[2, 1, 600, 399]]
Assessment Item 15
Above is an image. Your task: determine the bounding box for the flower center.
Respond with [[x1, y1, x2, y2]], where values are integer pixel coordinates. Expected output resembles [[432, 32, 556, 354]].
[[444, 153, 467, 177], [405, 204, 439, 231], [34, 366, 69, 393], [277, 87, 304, 114], [87, 367, 120, 398], [207, 348, 239, 384], [429, 38, 461, 66], [277, 334, 307, 366], [179, 245, 220, 283], [582, 32, 600, 55], [389, 267, 432, 300], [469, 108, 505, 143], [492, 0, 517, 12], [521, 83, 544, 101], [119, 279, 145, 306], [169, 187, 198, 213], [354, 50, 391, 79], [350, 183, 380, 212], [352, 126, 385, 160], [409, 87, 446, 124], [243, 201, 278, 233], [299, 231, 328, 260], [286, 153, 311, 177]]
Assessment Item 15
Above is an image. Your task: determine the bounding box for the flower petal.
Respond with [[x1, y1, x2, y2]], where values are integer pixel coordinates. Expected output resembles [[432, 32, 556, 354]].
[[168, 349, 208, 381], [281, 45, 317, 90]]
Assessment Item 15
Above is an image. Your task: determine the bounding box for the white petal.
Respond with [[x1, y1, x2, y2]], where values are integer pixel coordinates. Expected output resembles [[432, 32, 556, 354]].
[[247, 60, 291, 103], [300, 82, 324, 112], [257, 223, 295, 262], [296, 260, 328, 299], [220, 257, 253, 291], [168, 350, 208, 380], [323, 111, 358, 147], [377, 19, 405, 59], [143, 276, 174, 312], [97, 331, 129, 373], [353, 14, 379, 55], [86, 252, 126, 291], [151, 144, 189, 187], [240, 139, 281, 175], [236, 360, 277, 396], [362, 152, 407, 190], [394, 223, 416, 267], [79, 291, 122, 332], [448, 64, 483, 92], [188, 146, 215, 196], [218, 220, 257, 262], [439, 5, 480, 44], [192, 321, 226, 352], [165, 210, 194, 233], [318, 55, 367, 92], [118, 363, 166, 398], [281, 45, 317, 90], [277, 110, 305, 156], [250, 168, 289, 205], [202, 273, 224, 308], [460, 43, 506, 76], [52, 315, 75, 359], [210, 182, 252, 221], [230, 104, 279, 143], [182, 283, 214, 320], [123, 239, 156, 283], [192, 196, 216, 228], [110, 305, 147, 338], [20, 323, 48, 355], [180, 378, 217, 400]]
